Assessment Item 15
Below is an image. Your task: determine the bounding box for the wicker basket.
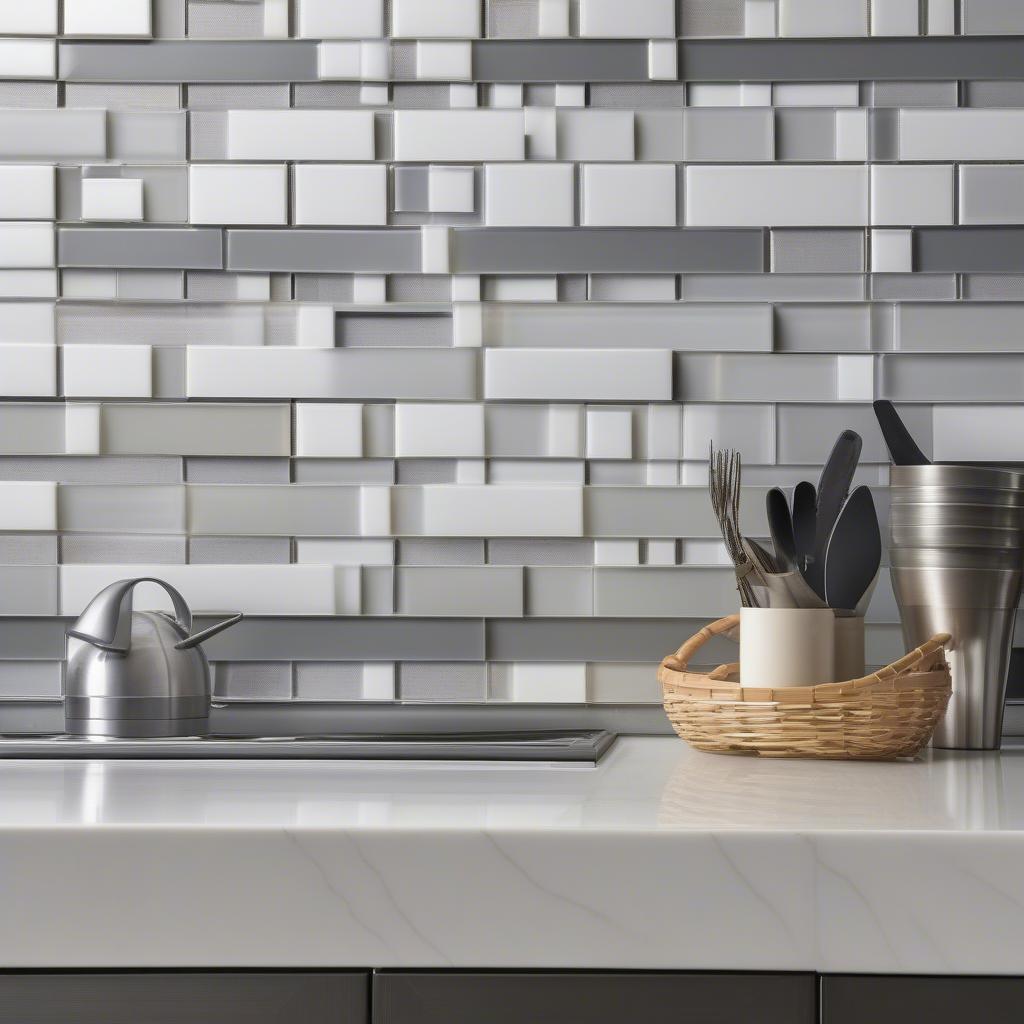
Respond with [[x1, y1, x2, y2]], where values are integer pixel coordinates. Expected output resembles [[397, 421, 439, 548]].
[[658, 614, 952, 760]]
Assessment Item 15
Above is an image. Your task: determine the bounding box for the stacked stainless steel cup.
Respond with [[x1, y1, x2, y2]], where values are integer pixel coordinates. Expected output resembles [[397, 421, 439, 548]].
[[889, 464, 1024, 749]]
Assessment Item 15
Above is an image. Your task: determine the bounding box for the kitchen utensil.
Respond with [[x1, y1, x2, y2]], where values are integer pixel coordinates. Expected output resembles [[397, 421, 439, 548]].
[[824, 486, 882, 611], [709, 445, 759, 607], [807, 430, 863, 598], [766, 487, 798, 572], [741, 538, 829, 609], [792, 481, 817, 572], [65, 577, 242, 738], [891, 565, 1023, 749], [739, 607, 836, 687], [872, 400, 930, 466]]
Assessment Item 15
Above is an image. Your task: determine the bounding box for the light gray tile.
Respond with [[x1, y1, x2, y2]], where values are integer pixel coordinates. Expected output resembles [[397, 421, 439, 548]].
[[293, 460, 395, 484], [58, 485, 185, 534], [591, 84, 685, 109], [0, 456, 181, 484], [227, 230, 420, 273], [524, 566, 593, 616], [870, 81, 957, 107], [776, 109, 835, 161], [59, 229, 223, 270], [188, 485, 360, 537], [293, 274, 353, 302], [213, 661, 292, 700], [60, 41, 320, 82], [65, 83, 182, 110], [588, 663, 661, 704], [292, 83, 365, 108], [933, 405, 1024, 462], [0, 535, 58, 565], [397, 566, 523, 617], [185, 458, 290, 483], [338, 314, 451, 348], [101, 403, 290, 458], [398, 539, 485, 566], [395, 460, 457, 484], [293, 663, 364, 701], [58, 302, 263, 348], [0, 407, 65, 456], [682, 404, 775, 462], [871, 274, 956, 301], [896, 303, 1024, 352], [394, 167, 429, 213], [880, 353, 1022, 402], [488, 460, 585, 484], [154, 0, 187, 37], [486, 0, 539, 37], [388, 275, 452, 302], [963, 0, 1024, 33], [187, 0, 264, 37], [108, 114, 187, 161], [0, 109, 105, 159], [0, 567, 58, 614], [153, 346, 186, 398], [187, 83, 290, 109], [635, 111, 684, 161], [777, 403, 932, 464], [683, 108, 773, 162], [916, 227, 1024, 273], [391, 83, 450, 109], [189, 536, 292, 564], [960, 165, 1024, 225], [963, 275, 1024, 300], [0, 620, 66, 660], [0, 82, 58, 108], [588, 462, 646, 485], [585, 486, 769, 538], [452, 229, 765, 274], [771, 230, 864, 273], [363, 566, 395, 615], [0, 662, 62, 699], [774, 303, 871, 352], [481, 301, 771, 351], [60, 534, 187, 564], [675, 353, 838, 402], [594, 567, 737, 617], [473, 40, 647, 83], [484, 404, 549, 458], [964, 81, 1024, 107], [680, 0, 744, 35], [119, 272, 186, 301], [188, 110, 227, 160], [682, 274, 865, 302], [399, 662, 487, 702], [489, 539, 593, 566]]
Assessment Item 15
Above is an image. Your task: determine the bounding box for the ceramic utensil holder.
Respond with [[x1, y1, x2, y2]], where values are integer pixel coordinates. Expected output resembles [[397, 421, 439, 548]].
[[739, 608, 836, 687], [833, 614, 866, 681]]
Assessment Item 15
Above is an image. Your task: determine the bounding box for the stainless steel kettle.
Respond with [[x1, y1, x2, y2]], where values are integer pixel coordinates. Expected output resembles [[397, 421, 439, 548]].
[[64, 578, 242, 738]]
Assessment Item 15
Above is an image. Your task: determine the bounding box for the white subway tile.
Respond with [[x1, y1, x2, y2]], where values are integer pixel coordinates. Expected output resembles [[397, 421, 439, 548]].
[[416, 41, 472, 81], [63, 0, 152, 35], [511, 663, 587, 703], [0, 2, 57, 34], [773, 82, 860, 106], [0, 39, 55, 78], [525, 107, 557, 159], [63, 344, 152, 398], [61, 565, 336, 616], [293, 164, 387, 226], [0, 224, 54, 268], [264, 0, 290, 37], [871, 0, 919, 34], [745, 0, 777, 36], [362, 663, 396, 700], [80, 177, 144, 222], [780, 0, 867, 36], [484, 276, 558, 302], [61, 270, 115, 299], [835, 109, 868, 161], [538, 0, 570, 36], [360, 486, 391, 536], [554, 83, 586, 107], [296, 305, 335, 349], [453, 302, 483, 347], [547, 405, 584, 457], [451, 275, 481, 301], [648, 40, 677, 80], [0, 270, 57, 297], [926, 0, 955, 33], [189, 164, 287, 226], [317, 40, 360, 77], [836, 354, 875, 402], [556, 110, 634, 161], [0, 302, 54, 344], [421, 226, 450, 274], [394, 110, 525, 162], [688, 84, 743, 107], [646, 405, 682, 460], [685, 165, 868, 227], [489, 83, 522, 108], [871, 229, 912, 272], [0, 481, 56, 531], [456, 459, 486, 484], [296, 539, 394, 566], [395, 403, 485, 457], [870, 164, 953, 225], [227, 110, 375, 161], [449, 83, 478, 107], [0, 166, 54, 220], [295, 403, 363, 457], [586, 408, 633, 459], [65, 403, 101, 455], [0, 344, 55, 397], [360, 83, 389, 105], [934, 406, 1024, 462], [646, 539, 678, 565], [428, 165, 475, 213], [484, 163, 574, 227], [740, 83, 773, 106], [645, 461, 679, 485], [595, 540, 641, 566], [361, 40, 390, 80], [900, 110, 1024, 160], [485, 349, 672, 401], [353, 274, 386, 303], [422, 485, 583, 537], [582, 164, 677, 227], [579, 0, 674, 37], [392, 0, 481, 37], [298, 0, 384, 37]]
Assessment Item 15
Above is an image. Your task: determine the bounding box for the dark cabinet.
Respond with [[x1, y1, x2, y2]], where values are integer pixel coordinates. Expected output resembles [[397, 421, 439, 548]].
[[821, 975, 1024, 1024], [372, 971, 817, 1024], [0, 971, 368, 1024]]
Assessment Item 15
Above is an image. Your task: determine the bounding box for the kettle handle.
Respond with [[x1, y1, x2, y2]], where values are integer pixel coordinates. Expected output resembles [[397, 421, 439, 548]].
[[67, 577, 193, 654]]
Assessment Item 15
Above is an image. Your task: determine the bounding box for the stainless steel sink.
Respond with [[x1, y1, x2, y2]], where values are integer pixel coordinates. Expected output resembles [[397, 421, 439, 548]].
[[0, 730, 616, 763]]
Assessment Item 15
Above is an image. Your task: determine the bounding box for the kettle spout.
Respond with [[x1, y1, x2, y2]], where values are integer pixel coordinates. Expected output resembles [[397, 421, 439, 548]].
[[174, 613, 243, 651]]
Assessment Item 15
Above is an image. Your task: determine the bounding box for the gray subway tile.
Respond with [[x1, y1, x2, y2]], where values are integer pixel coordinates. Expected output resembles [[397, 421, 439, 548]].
[[962, 0, 1024, 33], [185, 458, 290, 484], [452, 229, 765, 274], [398, 539, 485, 566], [227, 230, 420, 273], [0, 662, 62, 699], [395, 460, 457, 484], [524, 567, 594, 616], [484, 405, 550, 458], [0, 407, 65, 455], [771, 230, 865, 274], [896, 302, 1024, 352], [964, 81, 1024, 107], [0, 456, 182, 484], [293, 662, 364, 701], [636, 110, 685, 161], [399, 662, 487, 702], [589, 84, 685, 108], [0, 620, 66, 660], [880, 353, 1023, 402], [187, 83, 290, 109], [588, 662, 661, 704], [775, 109, 835, 161], [59, 41, 320, 82], [870, 81, 958, 107], [682, 274, 865, 302], [59, 303, 263, 347], [675, 353, 838, 402], [774, 303, 871, 352], [595, 567, 737, 618], [473, 40, 647, 83], [58, 485, 186, 535], [338, 314, 451, 349], [963, 275, 1024, 300], [362, 566, 395, 615], [108, 111, 187, 162], [680, 0, 744, 35], [486, 0, 539, 37], [869, 107, 899, 161], [397, 567, 523, 617], [584, 486, 769, 538], [213, 661, 292, 700], [0, 82, 58, 108], [189, 536, 292, 564], [120, 272, 186, 301], [153, 346, 186, 398], [0, 567, 59, 615], [0, 109, 105, 159], [916, 228, 1024, 273], [682, 405, 776, 463], [394, 167, 429, 213], [777, 403, 933, 464], [66, 83, 182, 110], [188, 485, 360, 537], [60, 534, 187, 564], [293, 460, 395, 484], [870, 273, 956, 301], [59, 229, 223, 271], [960, 165, 1024, 225], [683, 108, 773, 162], [489, 539, 594, 566], [154, 0, 187, 37], [0, 535, 58, 565]]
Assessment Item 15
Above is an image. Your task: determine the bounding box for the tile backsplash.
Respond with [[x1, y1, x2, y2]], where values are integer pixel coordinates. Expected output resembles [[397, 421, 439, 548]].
[[1, 0, 1022, 726]]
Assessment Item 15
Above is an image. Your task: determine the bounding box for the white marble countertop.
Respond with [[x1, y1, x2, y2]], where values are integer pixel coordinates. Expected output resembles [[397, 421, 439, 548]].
[[2, 736, 1024, 973]]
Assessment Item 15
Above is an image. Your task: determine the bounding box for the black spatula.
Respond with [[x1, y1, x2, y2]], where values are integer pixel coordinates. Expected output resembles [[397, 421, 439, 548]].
[[824, 486, 882, 612], [872, 400, 930, 466], [792, 481, 817, 575], [806, 430, 863, 598], [766, 487, 798, 572]]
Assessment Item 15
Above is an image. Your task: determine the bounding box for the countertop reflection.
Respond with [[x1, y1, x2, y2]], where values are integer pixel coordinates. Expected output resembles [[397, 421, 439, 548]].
[[2, 737, 1024, 833]]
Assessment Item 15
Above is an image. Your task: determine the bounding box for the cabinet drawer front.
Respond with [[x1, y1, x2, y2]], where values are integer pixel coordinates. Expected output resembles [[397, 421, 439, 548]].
[[373, 971, 816, 1024], [822, 975, 1024, 1024], [0, 971, 368, 1024]]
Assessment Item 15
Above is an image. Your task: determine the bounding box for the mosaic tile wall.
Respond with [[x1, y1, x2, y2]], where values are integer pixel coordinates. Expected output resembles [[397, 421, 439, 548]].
[[2, 0, 1024, 726]]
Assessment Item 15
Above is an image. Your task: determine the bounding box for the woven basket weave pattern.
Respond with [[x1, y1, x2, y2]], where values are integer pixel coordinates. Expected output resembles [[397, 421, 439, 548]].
[[658, 614, 952, 760]]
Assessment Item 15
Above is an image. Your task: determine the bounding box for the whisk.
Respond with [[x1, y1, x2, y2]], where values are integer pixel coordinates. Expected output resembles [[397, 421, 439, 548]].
[[708, 444, 760, 607]]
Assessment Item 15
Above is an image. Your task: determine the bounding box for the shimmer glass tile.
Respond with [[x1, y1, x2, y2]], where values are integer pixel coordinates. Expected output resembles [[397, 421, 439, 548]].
[[472, 40, 648, 83], [398, 662, 487, 702], [771, 230, 865, 273]]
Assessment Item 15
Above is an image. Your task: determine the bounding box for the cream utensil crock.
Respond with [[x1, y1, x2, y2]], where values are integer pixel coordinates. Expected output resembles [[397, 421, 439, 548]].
[[739, 607, 836, 687]]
